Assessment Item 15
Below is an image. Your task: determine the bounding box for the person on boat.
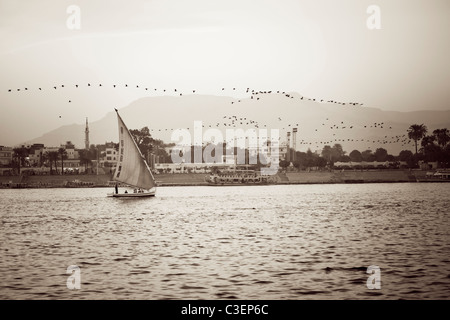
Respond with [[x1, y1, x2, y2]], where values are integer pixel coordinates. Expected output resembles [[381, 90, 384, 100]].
[[115, 183, 118, 194], [125, 190, 128, 193], [133, 188, 137, 193]]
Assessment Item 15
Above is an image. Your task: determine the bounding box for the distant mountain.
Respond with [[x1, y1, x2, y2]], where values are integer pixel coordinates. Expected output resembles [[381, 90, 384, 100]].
[[24, 93, 450, 155]]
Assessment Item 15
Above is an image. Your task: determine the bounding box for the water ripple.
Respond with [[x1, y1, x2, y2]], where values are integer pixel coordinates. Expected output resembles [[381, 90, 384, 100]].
[[0, 184, 449, 299]]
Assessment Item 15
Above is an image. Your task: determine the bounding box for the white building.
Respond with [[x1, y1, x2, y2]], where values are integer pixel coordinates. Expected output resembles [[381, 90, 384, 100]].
[[104, 143, 118, 162], [0, 146, 13, 166]]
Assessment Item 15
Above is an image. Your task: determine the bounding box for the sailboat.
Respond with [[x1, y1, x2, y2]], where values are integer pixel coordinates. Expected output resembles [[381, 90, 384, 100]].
[[107, 109, 156, 198]]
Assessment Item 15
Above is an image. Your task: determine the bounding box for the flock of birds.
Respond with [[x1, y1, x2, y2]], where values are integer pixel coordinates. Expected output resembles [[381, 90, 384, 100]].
[[166, 115, 412, 150], [5, 83, 364, 106], [230, 88, 364, 107], [5, 83, 413, 151]]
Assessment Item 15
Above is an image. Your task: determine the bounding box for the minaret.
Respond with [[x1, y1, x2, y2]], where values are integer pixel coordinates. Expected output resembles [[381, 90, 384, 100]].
[[85, 117, 90, 150]]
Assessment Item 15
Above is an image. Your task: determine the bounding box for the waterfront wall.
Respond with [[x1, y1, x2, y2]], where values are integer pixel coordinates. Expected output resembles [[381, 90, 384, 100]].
[[0, 174, 111, 187], [0, 170, 430, 188]]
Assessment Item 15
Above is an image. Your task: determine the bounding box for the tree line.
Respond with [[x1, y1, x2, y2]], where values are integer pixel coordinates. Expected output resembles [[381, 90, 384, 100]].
[[9, 124, 450, 175], [407, 125, 450, 165], [279, 124, 450, 170], [11, 145, 101, 175], [131, 124, 450, 170]]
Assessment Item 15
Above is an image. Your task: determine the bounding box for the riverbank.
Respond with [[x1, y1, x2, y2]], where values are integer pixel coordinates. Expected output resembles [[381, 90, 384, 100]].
[[0, 169, 441, 189], [156, 170, 430, 185]]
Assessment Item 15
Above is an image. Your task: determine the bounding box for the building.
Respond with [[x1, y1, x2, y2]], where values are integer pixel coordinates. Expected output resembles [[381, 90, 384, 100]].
[[277, 142, 288, 161], [0, 146, 13, 166], [61, 159, 82, 173], [102, 142, 118, 171], [419, 161, 439, 170], [154, 162, 228, 174], [223, 154, 237, 165], [104, 142, 118, 162], [43, 146, 59, 154], [60, 141, 78, 160], [27, 144, 45, 166]]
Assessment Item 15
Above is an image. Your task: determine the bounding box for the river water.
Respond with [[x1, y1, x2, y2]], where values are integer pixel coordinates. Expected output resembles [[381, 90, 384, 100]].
[[0, 183, 449, 300]]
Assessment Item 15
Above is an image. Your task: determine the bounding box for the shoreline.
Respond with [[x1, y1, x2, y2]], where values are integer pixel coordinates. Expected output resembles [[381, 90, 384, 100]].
[[0, 170, 447, 189]]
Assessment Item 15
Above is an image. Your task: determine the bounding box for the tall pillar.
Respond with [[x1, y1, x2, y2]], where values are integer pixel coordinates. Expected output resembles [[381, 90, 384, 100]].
[[292, 128, 297, 161], [286, 132, 291, 162]]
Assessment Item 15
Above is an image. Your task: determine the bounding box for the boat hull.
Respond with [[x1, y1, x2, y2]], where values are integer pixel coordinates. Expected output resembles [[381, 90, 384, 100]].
[[204, 173, 279, 186], [416, 179, 450, 183], [107, 191, 156, 198]]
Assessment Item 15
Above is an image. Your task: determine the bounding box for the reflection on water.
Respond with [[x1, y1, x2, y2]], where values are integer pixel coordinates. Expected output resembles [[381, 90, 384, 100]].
[[0, 183, 449, 299]]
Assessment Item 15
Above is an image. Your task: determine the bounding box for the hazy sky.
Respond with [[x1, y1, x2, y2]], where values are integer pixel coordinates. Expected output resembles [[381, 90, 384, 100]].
[[1, 0, 450, 145]]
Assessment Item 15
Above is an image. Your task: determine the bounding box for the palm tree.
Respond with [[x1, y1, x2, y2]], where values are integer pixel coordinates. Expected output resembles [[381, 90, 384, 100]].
[[13, 147, 29, 175], [44, 151, 59, 175], [51, 152, 59, 174], [78, 149, 92, 173], [420, 135, 436, 151], [321, 145, 332, 163], [41, 152, 49, 169], [43, 151, 52, 174], [433, 128, 450, 148], [407, 124, 428, 155], [58, 148, 68, 175], [38, 150, 44, 167]]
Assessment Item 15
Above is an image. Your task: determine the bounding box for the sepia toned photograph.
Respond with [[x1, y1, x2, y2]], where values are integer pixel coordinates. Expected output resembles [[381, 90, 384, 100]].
[[1, 0, 449, 310]]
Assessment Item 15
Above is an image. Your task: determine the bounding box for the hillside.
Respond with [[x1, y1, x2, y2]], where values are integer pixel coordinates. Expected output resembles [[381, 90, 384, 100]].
[[24, 93, 450, 154]]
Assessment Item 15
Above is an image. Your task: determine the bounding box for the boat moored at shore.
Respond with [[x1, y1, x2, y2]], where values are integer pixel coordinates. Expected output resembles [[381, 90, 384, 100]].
[[417, 170, 450, 182], [204, 169, 279, 186]]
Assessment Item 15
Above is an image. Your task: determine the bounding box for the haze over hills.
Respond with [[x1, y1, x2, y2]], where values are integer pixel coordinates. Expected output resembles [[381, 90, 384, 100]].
[[23, 93, 450, 155]]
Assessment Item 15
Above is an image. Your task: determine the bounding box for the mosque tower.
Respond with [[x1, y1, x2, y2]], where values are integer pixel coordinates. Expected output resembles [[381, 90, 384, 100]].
[[85, 117, 90, 150]]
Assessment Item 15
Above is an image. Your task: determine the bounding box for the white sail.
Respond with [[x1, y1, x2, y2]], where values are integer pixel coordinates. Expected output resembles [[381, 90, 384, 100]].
[[113, 110, 156, 190]]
